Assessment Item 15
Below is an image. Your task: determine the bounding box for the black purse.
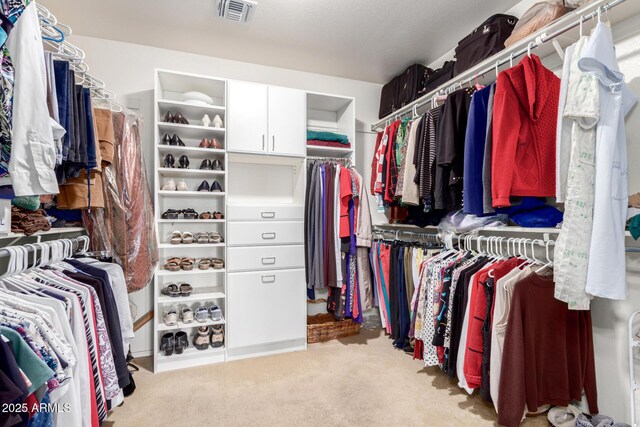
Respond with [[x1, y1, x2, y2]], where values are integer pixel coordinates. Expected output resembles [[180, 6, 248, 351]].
[[453, 14, 518, 76]]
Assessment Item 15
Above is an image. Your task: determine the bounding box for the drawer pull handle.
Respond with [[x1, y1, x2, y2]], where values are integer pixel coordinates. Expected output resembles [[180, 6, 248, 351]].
[[261, 211, 276, 218], [261, 275, 276, 283], [261, 232, 276, 240], [261, 257, 276, 265]]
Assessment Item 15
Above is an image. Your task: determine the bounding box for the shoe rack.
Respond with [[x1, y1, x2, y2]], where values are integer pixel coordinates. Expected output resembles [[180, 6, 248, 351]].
[[153, 69, 228, 373]]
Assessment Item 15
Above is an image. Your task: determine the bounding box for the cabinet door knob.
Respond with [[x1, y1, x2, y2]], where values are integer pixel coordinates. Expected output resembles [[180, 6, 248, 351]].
[[272, 135, 275, 151], [262, 134, 265, 151], [261, 211, 276, 218], [261, 257, 276, 265], [261, 275, 276, 283], [261, 232, 276, 240]]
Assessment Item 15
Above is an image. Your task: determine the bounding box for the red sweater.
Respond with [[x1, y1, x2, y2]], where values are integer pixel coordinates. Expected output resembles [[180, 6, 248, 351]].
[[491, 54, 560, 208], [497, 273, 598, 427]]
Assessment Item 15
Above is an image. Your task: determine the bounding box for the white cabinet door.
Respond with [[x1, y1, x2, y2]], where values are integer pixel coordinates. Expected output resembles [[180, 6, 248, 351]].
[[228, 269, 306, 349], [267, 86, 306, 157], [227, 80, 268, 154]]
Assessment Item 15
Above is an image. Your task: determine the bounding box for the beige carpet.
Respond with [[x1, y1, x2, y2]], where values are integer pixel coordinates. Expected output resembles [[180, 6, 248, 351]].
[[106, 329, 549, 427]]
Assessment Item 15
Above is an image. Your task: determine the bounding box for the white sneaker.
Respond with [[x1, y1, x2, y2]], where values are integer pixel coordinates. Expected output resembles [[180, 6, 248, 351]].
[[162, 179, 176, 191]]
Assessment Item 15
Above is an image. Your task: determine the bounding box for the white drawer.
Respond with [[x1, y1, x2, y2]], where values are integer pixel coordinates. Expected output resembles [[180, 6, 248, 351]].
[[227, 245, 304, 272], [227, 204, 304, 221], [228, 269, 307, 348], [227, 221, 303, 246]]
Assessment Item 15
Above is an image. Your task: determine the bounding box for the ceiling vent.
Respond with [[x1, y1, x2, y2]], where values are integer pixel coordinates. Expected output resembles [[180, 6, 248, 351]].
[[216, 0, 257, 23]]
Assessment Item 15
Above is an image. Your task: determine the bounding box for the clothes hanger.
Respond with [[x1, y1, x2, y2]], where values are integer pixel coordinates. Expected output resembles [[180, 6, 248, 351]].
[[527, 42, 535, 58], [535, 240, 554, 274]]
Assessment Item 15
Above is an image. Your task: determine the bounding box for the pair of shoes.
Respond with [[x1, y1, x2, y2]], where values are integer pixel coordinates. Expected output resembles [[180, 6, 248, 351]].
[[193, 325, 224, 349], [163, 154, 190, 168], [162, 179, 189, 191], [160, 331, 188, 355], [194, 304, 224, 323], [163, 111, 189, 125], [199, 138, 223, 149], [193, 231, 224, 244], [197, 258, 224, 270], [201, 114, 223, 128], [160, 283, 193, 297], [196, 180, 223, 192], [199, 211, 224, 220], [161, 208, 199, 220], [164, 257, 196, 271], [169, 231, 194, 244], [199, 159, 224, 170], [161, 134, 185, 146]]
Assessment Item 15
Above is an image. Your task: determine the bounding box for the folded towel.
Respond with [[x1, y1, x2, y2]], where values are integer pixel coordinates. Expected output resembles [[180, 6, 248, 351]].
[[307, 140, 351, 149], [306, 130, 349, 144]]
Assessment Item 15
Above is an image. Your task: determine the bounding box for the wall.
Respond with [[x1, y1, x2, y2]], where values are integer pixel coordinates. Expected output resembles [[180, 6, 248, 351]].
[[68, 34, 383, 356]]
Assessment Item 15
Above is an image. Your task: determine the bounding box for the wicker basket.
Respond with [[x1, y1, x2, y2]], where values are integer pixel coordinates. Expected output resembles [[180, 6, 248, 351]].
[[307, 313, 361, 344]]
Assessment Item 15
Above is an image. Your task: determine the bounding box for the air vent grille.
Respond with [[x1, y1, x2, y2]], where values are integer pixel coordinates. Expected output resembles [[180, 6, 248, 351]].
[[216, 0, 257, 23]]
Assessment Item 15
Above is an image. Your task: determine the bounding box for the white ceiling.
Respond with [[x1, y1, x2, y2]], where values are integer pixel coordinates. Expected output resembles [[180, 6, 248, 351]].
[[39, 0, 522, 84]]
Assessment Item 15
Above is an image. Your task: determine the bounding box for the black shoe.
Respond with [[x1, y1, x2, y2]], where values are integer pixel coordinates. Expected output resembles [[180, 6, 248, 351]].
[[160, 333, 175, 356], [210, 180, 223, 192], [175, 112, 189, 125], [161, 209, 179, 219], [211, 159, 224, 171], [161, 134, 172, 145], [178, 155, 190, 169], [171, 134, 185, 146], [174, 331, 188, 354], [163, 111, 175, 123], [200, 159, 213, 170], [182, 208, 199, 219], [163, 154, 175, 168], [197, 180, 210, 192]]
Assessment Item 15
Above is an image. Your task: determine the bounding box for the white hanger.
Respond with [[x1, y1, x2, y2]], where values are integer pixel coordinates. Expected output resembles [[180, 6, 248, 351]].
[[527, 42, 535, 58], [509, 52, 514, 68]]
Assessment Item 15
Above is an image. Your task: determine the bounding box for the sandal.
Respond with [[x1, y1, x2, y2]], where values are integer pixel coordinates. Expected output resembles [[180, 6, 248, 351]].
[[180, 257, 195, 270], [195, 307, 209, 323], [195, 232, 209, 244], [181, 308, 194, 324], [179, 283, 193, 296], [161, 283, 180, 297], [193, 326, 210, 350], [208, 232, 223, 244], [209, 304, 224, 322], [199, 211, 212, 220], [212, 258, 224, 269], [170, 231, 182, 245], [160, 333, 175, 356], [163, 308, 178, 326], [164, 257, 181, 271], [182, 208, 198, 219], [213, 211, 224, 220], [162, 209, 179, 219], [198, 258, 211, 270], [181, 231, 194, 244]]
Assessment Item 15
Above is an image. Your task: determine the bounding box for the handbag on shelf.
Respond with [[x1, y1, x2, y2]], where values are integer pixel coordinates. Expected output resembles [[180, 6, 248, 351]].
[[453, 14, 518, 76]]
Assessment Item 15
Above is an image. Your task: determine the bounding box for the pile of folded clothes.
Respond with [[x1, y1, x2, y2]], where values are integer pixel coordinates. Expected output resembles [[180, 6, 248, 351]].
[[11, 206, 52, 236], [306, 130, 351, 148]]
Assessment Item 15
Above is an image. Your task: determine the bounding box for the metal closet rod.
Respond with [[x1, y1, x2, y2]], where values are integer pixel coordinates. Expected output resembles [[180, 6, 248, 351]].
[[371, 0, 627, 131]]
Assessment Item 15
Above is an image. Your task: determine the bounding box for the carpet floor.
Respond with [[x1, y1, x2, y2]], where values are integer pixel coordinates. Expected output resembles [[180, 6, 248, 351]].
[[106, 329, 549, 427]]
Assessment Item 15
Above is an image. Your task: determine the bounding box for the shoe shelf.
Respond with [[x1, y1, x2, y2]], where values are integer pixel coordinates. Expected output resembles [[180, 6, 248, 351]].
[[157, 318, 226, 332], [157, 289, 226, 304], [157, 219, 225, 224], [158, 168, 225, 178], [157, 243, 226, 249], [158, 146, 225, 156], [154, 70, 228, 373], [158, 190, 226, 197], [157, 99, 226, 115], [158, 122, 225, 139], [156, 268, 226, 277]]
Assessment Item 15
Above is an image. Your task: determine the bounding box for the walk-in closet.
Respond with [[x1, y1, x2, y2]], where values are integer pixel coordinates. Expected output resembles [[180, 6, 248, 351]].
[[1, 0, 640, 426]]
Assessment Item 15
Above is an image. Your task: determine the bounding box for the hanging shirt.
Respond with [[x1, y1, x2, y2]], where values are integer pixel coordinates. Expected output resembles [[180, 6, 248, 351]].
[[463, 86, 492, 215], [580, 22, 638, 301]]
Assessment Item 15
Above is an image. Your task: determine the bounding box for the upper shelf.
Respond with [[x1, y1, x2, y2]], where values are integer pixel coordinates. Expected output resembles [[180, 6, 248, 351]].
[[372, 0, 640, 130], [158, 123, 225, 139], [158, 99, 226, 117]]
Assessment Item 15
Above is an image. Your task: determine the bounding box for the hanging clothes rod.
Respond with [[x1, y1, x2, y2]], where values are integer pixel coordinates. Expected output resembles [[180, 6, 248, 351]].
[[307, 156, 352, 164], [371, 0, 628, 131]]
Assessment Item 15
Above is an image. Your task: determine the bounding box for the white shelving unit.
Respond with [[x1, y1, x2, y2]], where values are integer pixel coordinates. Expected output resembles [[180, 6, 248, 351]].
[[629, 311, 640, 427], [153, 69, 228, 372], [306, 91, 355, 160]]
